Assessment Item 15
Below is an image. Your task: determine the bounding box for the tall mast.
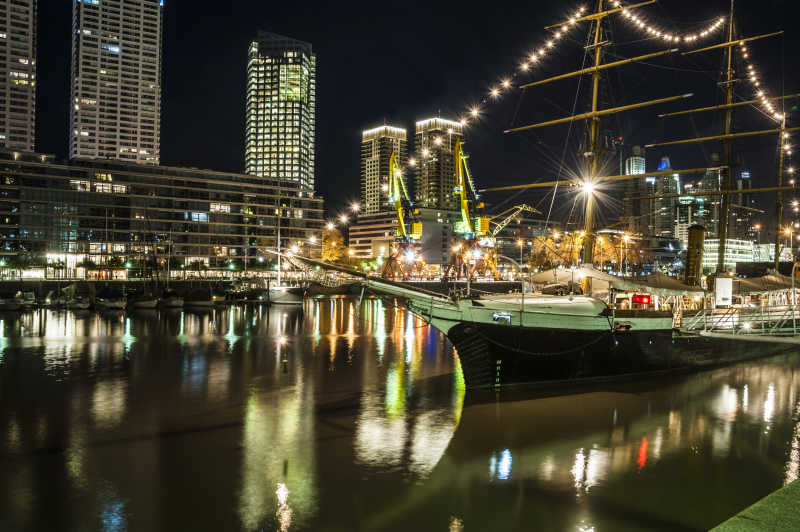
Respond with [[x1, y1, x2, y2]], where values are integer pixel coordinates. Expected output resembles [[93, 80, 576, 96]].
[[775, 118, 787, 270], [581, 0, 605, 265], [715, 0, 736, 274]]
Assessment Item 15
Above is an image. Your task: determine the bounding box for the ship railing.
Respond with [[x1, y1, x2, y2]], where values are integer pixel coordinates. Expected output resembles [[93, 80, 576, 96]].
[[682, 303, 800, 336]]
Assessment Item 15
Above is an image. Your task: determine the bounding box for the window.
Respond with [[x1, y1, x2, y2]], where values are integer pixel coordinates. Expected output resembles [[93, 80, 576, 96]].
[[186, 212, 208, 222], [112, 184, 127, 194], [94, 183, 112, 193], [70, 180, 90, 191], [210, 203, 231, 213]]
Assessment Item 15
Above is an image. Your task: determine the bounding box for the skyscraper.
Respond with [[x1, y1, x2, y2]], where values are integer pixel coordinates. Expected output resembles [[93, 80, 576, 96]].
[[622, 145, 648, 234], [699, 153, 723, 238], [360, 125, 407, 214], [654, 156, 679, 238], [414, 117, 463, 210], [70, 0, 163, 164], [0, 0, 36, 151], [245, 32, 316, 192]]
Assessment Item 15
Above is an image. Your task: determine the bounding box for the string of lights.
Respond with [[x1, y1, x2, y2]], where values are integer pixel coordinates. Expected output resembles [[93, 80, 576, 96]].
[[737, 43, 785, 122], [456, 5, 587, 128], [610, 1, 725, 44]]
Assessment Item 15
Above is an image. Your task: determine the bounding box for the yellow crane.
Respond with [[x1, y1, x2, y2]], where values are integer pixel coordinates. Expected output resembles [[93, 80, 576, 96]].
[[444, 140, 493, 280], [381, 152, 425, 279]]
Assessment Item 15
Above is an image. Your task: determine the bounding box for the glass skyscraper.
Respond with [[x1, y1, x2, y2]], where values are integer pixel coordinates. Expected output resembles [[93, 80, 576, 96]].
[[0, 0, 36, 151], [70, 0, 163, 164], [245, 31, 316, 192]]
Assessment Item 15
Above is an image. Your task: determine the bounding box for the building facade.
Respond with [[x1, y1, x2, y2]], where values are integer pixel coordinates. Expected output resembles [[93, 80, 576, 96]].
[[653, 156, 679, 238], [348, 212, 397, 259], [621, 146, 649, 234], [0, 150, 323, 276], [414, 117, 463, 210], [0, 0, 36, 151], [245, 31, 316, 191], [360, 125, 406, 214], [70, 0, 163, 164]]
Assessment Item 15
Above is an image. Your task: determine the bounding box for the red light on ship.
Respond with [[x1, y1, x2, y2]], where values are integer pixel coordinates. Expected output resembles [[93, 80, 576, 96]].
[[632, 294, 651, 306]]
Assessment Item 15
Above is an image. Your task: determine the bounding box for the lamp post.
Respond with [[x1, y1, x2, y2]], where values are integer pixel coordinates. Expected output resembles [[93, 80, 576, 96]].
[[785, 226, 793, 262]]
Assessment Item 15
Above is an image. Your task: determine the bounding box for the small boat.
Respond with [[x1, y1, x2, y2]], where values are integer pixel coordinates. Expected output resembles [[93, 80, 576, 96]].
[[65, 296, 91, 310], [159, 289, 184, 308], [185, 288, 214, 308], [128, 293, 158, 309], [0, 293, 22, 311], [95, 288, 126, 311], [267, 284, 305, 305], [19, 291, 37, 310], [211, 287, 228, 304]]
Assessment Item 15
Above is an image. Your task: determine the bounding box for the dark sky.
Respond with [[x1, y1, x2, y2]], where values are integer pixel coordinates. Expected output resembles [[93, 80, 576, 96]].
[[36, 0, 800, 231]]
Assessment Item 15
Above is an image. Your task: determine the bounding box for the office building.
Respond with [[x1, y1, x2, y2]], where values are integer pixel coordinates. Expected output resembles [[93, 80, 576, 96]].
[[621, 145, 650, 234], [245, 31, 316, 191], [0, 149, 323, 277], [348, 212, 398, 259], [674, 192, 707, 247], [70, 0, 163, 164], [653, 156, 679, 238], [730, 169, 757, 240], [414, 117, 463, 210], [698, 153, 723, 238], [0, 0, 36, 151], [360, 125, 407, 214]]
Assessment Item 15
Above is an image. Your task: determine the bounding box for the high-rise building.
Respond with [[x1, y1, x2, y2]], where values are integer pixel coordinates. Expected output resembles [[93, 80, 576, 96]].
[[0, 0, 36, 151], [653, 156, 679, 238], [245, 31, 316, 191], [622, 145, 648, 234], [699, 153, 723, 238], [70, 0, 163, 164], [414, 117, 463, 210], [730, 169, 756, 240], [360, 125, 407, 214]]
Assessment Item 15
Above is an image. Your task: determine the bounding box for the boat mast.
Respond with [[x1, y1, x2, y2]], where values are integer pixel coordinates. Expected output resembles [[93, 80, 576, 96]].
[[715, 0, 736, 274], [581, 0, 605, 265], [775, 117, 787, 270], [277, 206, 282, 285]]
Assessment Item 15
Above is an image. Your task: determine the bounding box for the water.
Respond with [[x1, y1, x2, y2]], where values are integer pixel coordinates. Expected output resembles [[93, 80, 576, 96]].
[[0, 297, 798, 531]]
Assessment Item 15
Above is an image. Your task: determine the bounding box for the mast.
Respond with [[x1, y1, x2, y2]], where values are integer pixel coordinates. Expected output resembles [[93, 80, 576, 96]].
[[715, 0, 736, 274], [775, 117, 787, 270], [277, 206, 282, 285], [581, 0, 605, 265]]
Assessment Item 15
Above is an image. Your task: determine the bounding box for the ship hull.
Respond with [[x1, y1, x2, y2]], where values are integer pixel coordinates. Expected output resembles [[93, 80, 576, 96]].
[[446, 322, 793, 388]]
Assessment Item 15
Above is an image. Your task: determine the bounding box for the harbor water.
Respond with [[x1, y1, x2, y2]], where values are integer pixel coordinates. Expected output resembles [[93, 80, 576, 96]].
[[1, 296, 799, 531]]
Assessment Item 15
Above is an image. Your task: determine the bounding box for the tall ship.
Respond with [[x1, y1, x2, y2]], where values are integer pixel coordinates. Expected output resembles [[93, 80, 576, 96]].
[[344, 0, 799, 387]]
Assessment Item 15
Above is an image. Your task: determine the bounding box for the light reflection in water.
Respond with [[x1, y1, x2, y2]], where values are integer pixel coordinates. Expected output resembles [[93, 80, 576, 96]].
[[3, 303, 799, 530]]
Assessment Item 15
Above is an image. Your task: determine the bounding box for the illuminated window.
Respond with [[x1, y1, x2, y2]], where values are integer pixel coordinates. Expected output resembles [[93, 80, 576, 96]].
[[209, 203, 231, 213], [70, 180, 90, 191]]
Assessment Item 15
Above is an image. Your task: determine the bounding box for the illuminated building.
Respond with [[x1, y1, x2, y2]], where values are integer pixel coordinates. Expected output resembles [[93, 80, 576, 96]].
[[70, 0, 163, 164], [414, 117, 463, 210], [348, 212, 397, 259], [653, 156, 679, 238], [0, 149, 323, 276], [245, 31, 316, 192], [0, 0, 36, 151], [621, 146, 650, 234], [360, 125, 407, 214]]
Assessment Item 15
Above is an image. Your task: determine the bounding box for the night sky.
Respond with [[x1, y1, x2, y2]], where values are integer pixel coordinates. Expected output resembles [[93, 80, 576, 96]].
[[35, 0, 800, 233]]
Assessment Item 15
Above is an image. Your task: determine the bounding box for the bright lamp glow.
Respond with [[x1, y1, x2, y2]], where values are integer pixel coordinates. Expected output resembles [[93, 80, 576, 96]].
[[582, 182, 595, 194]]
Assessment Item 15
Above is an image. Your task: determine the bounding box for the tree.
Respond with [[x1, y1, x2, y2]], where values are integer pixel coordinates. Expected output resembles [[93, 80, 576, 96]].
[[555, 233, 583, 266], [321, 228, 345, 263], [529, 236, 557, 270], [593, 236, 618, 268]]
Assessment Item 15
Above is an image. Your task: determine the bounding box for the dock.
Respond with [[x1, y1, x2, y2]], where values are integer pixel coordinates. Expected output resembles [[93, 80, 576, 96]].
[[711, 480, 800, 531]]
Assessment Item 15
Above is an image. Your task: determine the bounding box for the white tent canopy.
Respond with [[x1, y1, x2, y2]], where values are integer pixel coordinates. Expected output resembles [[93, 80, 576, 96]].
[[531, 266, 703, 296]]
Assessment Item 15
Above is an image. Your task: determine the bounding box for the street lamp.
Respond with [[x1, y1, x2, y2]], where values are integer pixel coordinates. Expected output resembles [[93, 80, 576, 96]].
[[351, 203, 360, 213], [339, 214, 349, 224], [326, 222, 335, 231], [516, 239, 524, 268]]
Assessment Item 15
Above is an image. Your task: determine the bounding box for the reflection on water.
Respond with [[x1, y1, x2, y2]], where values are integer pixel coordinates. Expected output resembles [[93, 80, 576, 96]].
[[0, 299, 799, 530]]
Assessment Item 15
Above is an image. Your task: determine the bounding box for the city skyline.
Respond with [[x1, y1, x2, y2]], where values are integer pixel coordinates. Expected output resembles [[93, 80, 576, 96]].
[[23, 1, 800, 227]]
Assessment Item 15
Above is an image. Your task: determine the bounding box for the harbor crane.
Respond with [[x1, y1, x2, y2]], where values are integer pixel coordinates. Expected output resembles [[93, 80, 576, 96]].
[[381, 152, 425, 280], [444, 140, 491, 280]]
